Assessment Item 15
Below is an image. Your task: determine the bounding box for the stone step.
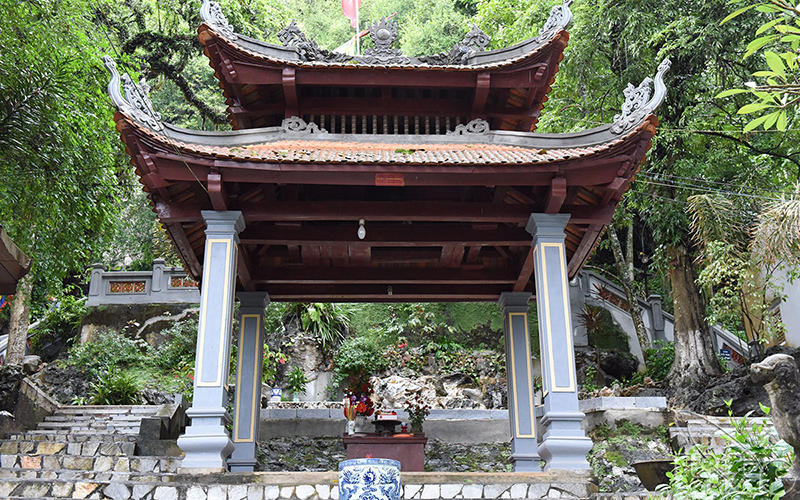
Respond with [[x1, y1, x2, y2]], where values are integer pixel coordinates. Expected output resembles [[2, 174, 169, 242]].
[[9, 431, 138, 442], [0, 454, 180, 473], [0, 478, 176, 500], [44, 414, 146, 423], [0, 440, 136, 456], [54, 405, 162, 414], [38, 420, 141, 429], [0, 466, 176, 482]]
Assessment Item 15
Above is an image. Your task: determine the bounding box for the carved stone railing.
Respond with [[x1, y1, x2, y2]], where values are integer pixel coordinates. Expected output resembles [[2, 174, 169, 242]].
[[87, 259, 200, 306]]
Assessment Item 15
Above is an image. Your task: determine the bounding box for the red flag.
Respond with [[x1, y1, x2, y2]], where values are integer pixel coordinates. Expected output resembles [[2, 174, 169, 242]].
[[342, 0, 361, 28]]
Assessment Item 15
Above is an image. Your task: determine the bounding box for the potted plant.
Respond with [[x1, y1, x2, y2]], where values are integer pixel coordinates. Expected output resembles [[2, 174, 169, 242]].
[[287, 366, 309, 402], [404, 394, 430, 434]]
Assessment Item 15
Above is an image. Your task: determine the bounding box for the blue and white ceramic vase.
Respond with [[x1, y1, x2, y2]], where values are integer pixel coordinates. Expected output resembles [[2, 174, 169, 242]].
[[338, 458, 401, 500]]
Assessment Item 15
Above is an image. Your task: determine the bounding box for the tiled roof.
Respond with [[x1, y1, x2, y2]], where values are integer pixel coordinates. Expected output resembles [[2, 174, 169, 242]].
[[164, 138, 626, 165], [201, 24, 566, 71]]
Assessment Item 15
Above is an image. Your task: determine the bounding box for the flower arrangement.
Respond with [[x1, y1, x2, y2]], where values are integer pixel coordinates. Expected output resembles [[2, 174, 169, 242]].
[[404, 394, 430, 433], [343, 383, 375, 419]]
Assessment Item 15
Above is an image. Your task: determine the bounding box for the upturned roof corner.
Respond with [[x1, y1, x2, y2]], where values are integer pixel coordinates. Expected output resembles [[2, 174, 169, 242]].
[[612, 58, 671, 135], [102, 55, 164, 133]]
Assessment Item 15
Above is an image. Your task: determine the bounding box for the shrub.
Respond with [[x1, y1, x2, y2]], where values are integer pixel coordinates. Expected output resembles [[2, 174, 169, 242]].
[[643, 340, 674, 382], [152, 313, 198, 370], [29, 295, 86, 353], [333, 336, 388, 389], [65, 329, 150, 376], [90, 371, 141, 405], [659, 403, 792, 499]]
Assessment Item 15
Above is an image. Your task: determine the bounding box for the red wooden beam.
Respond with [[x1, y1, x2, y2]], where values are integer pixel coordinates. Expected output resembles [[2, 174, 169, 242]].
[[251, 267, 517, 285], [545, 177, 567, 213], [263, 283, 510, 302], [156, 200, 615, 225], [513, 247, 535, 292]]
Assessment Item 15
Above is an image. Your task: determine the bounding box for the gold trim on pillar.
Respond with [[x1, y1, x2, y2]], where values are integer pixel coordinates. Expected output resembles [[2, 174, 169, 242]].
[[509, 312, 536, 438], [196, 239, 235, 387], [539, 242, 576, 393], [234, 314, 262, 443]]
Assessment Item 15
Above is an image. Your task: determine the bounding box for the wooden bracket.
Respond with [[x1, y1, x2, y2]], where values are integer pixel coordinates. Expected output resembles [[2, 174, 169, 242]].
[[545, 176, 567, 213], [283, 68, 299, 118]]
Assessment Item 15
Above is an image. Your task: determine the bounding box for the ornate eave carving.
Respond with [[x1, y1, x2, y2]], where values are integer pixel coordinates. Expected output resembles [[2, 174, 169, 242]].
[[356, 17, 411, 65], [282, 116, 328, 134], [611, 58, 671, 135], [200, 0, 238, 40], [419, 24, 491, 66], [278, 20, 353, 63], [102, 56, 164, 132], [537, 0, 573, 41], [446, 119, 490, 136]]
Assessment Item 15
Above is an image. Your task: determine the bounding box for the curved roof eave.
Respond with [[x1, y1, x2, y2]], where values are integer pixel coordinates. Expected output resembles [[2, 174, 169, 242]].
[[197, 0, 573, 70], [102, 55, 670, 166]]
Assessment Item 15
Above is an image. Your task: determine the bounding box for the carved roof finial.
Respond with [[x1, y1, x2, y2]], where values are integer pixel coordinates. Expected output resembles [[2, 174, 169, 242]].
[[538, 0, 574, 40], [200, 0, 238, 40], [102, 56, 164, 132], [611, 58, 671, 134], [357, 17, 410, 64]]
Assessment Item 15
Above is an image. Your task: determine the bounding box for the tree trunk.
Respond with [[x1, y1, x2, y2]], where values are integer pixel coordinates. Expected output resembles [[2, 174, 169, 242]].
[[7, 274, 32, 365], [666, 244, 721, 397], [608, 222, 651, 357]]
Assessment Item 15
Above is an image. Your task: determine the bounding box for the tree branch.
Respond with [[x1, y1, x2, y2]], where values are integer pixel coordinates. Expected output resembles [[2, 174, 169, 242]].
[[697, 130, 800, 179]]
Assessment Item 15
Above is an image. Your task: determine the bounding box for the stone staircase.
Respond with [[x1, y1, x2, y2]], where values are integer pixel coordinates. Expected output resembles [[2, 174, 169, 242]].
[[0, 405, 183, 499]]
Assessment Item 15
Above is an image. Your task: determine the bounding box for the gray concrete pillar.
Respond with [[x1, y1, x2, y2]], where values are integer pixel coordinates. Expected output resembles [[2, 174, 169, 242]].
[[498, 291, 540, 472], [228, 292, 269, 472], [526, 214, 593, 470], [177, 211, 244, 471]]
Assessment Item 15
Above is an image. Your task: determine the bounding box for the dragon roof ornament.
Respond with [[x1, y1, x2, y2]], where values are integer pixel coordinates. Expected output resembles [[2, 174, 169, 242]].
[[446, 119, 490, 136], [419, 24, 491, 66], [611, 58, 671, 135], [537, 0, 573, 41], [200, 0, 237, 40], [102, 56, 164, 132], [278, 21, 353, 63]]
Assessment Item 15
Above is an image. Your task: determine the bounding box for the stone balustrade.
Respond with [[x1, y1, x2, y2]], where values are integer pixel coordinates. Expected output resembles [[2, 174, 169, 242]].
[[87, 260, 200, 306]]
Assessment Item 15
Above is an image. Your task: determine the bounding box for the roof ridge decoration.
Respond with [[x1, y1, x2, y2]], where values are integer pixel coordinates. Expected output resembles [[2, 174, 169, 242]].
[[446, 119, 490, 136], [611, 58, 671, 134], [418, 24, 491, 66], [282, 116, 328, 134], [200, 0, 238, 41], [102, 56, 164, 132], [356, 17, 411, 65], [537, 0, 574, 41], [278, 20, 354, 63]]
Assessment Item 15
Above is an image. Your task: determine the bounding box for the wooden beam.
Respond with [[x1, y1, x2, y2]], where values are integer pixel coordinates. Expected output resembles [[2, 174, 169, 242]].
[[157, 201, 615, 225], [567, 223, 604, 278], [163, 222, 202, 279], [207, 171, 229, 211], [237, 244, 255, 292], [282, 68, 299, 118], [545, 176, 567, 213], [251, 267, 516, 285], [513, 247, 535, 292], [263, 283, 509, 302], [471, 72, 491, 118]]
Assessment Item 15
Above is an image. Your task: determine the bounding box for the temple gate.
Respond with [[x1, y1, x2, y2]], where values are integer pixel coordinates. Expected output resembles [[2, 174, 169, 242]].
[[104, 0, 669, 473]]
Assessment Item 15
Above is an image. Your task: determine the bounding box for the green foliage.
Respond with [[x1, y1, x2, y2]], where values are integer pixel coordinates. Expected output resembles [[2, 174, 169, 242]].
[[659, 404, 792, 499], [0, 0, 125, 295], [719, 0, 800, 132], [29, 295, 87, 353], [275, 303, 353, 351], [333, 336, 388, 388], [65, 330, 150, 377], [90, 370, 141, 405], [578, 305, 631, 352], [263, 344, 288, 385], [286, 366, 309, 397], [632, 340, 675, 383], [151, 313, 198, 371]]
